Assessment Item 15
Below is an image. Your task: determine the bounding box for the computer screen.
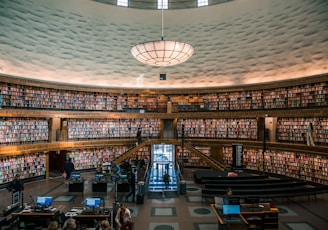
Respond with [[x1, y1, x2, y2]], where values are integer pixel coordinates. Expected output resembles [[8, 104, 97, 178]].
[[36, 196, 53, 207], [85, 198, 101, 209], [71, 172, 81, 180], [95, 174, 104, 180], [223, 205, 241, 215], [245, 196, 260, 204], [228, 196, 240, 205]]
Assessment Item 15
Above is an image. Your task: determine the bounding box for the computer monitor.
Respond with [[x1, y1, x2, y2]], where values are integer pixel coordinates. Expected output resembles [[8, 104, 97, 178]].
[[223, 205, 241, 215], [36, 196, 53, 207], [245, 196, 260, 204], [85, 198, 101, 209], [95, 173, 105, 180], [71, 172, 81, 180], [228, 196, 240, 205]]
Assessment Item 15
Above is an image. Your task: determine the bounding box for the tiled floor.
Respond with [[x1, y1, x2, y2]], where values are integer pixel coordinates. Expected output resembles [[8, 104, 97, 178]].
[[0, 168, 328, 230]]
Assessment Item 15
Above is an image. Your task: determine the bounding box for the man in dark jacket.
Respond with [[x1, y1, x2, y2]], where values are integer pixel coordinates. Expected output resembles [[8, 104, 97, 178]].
[[7, 174, 24, 192], [126, 170, 136, 202], [64, 158, 75, 180]]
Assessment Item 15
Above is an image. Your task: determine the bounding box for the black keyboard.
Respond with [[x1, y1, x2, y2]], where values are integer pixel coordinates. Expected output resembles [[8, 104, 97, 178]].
[[225, 218, 241, 223]]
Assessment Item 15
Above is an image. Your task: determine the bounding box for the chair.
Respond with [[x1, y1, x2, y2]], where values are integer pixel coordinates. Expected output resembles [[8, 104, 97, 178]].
[[214, 196, 224, 209]]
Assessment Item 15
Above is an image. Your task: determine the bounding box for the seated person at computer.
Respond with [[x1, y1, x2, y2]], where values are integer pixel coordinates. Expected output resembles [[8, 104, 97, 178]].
[[62, 218, 77, 230], [115, 203, 133, 230], [100, 220, 111, 230], [47, 221, 59, 230], [223, 188, 233, 205]]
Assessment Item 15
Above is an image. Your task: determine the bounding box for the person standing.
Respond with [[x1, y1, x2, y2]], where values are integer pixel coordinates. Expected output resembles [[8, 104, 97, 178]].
[[6, 173, 24, 193], [115, 203, 133, 230], [136, 127, 142, 145], [306, 123, 315, 146], [126, 170, 136, 202], [64, 158, 75, 180], [163, 173, 170, 189]]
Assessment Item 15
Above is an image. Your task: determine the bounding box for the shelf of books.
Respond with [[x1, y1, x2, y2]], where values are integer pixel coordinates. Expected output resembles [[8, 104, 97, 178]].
[[67, 118, 161, 140], [130, 146, 150, 162], [0, 79, 326, 112], [177, 118, 257, 140], [0, 152, 46, 184], [276, 117, 328, 144], [67, 146, 129, 170], [223, 147, 328, 185], [176, 145, 211, 168], [0, 117, 49, 145]]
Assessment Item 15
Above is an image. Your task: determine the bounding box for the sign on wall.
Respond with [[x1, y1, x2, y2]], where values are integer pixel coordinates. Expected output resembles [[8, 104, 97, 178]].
[[232, 143, 243, 169]]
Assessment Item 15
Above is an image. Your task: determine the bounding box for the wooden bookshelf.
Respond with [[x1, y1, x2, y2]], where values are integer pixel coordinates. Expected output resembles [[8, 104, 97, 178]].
[[0, 78, 327, 112], [0, 152, 46, 184], [223, 147, 328, 185], [0, 117, 49, 145], [66, 118, 161, 140], [276, 117, 328, 144], [68, 146, 129, 170], [177, 118, 257, 140], [176, 145, 211, 168]]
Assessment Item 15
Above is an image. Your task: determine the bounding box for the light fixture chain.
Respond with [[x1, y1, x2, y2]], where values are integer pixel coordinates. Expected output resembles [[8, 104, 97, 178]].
[[161, 1, 164, 40]]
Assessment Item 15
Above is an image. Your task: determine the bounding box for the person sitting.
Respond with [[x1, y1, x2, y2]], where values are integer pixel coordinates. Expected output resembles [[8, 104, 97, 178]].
[[223, 188, 233, 205], [100, 220, 111, 230], [48, 221, 59, 230], [62, 218, 77, 230]]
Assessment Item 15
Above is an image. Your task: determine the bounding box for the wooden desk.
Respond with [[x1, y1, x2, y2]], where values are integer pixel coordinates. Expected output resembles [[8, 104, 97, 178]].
[[92, 180, 108, 193], [210, 204, 247, 230], [210, 204, 279, 230], [69, 208, 111, 228], [14, 206, 62, 228], [68, 180, 84, 193]]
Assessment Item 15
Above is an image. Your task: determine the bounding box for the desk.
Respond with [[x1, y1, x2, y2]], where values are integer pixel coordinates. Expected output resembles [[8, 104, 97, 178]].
[[210, 204, 247, 230], [14, 207, 62, 228], [67, 208, 111, 228], [0, 217, 7, 228], [68, 180, 84, 193], [117, 182, 129, 192], [92, 180, 108, 193], [211, 204, 279, 230]]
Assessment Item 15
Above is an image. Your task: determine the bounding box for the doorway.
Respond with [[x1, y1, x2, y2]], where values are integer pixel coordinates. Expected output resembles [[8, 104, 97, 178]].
[[148, 144, 178, 191]]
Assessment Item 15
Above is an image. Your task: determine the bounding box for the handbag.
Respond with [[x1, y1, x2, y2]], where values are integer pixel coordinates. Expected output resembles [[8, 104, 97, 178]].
[[121, 220, 133, 230], [311, 131, 316, 138], [62, 172, 67, 178]]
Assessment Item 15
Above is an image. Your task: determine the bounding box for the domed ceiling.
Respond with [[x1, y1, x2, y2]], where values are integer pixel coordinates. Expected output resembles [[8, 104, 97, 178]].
[[0, 0, 327, 89]]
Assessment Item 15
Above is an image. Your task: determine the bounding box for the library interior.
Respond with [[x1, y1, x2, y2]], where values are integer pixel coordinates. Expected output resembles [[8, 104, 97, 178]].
[[0, 0, 328, 230]]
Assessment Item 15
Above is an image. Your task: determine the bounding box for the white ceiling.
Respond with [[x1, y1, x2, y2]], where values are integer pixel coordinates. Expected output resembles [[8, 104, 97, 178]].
[[0, 0, 327, 89]]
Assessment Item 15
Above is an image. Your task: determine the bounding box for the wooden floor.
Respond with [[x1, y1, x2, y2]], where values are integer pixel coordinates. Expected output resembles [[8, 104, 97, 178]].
[[0, 168, 328, 230]]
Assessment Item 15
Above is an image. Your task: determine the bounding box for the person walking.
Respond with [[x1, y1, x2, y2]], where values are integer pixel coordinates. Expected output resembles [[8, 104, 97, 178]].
[[64, 158, 75, 180], [306, 122, 315, 146], [163, 173, 170, 189], [136, 127, 142, 145], [126, 170, 136, 202], [115, 203, 133, 230]]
